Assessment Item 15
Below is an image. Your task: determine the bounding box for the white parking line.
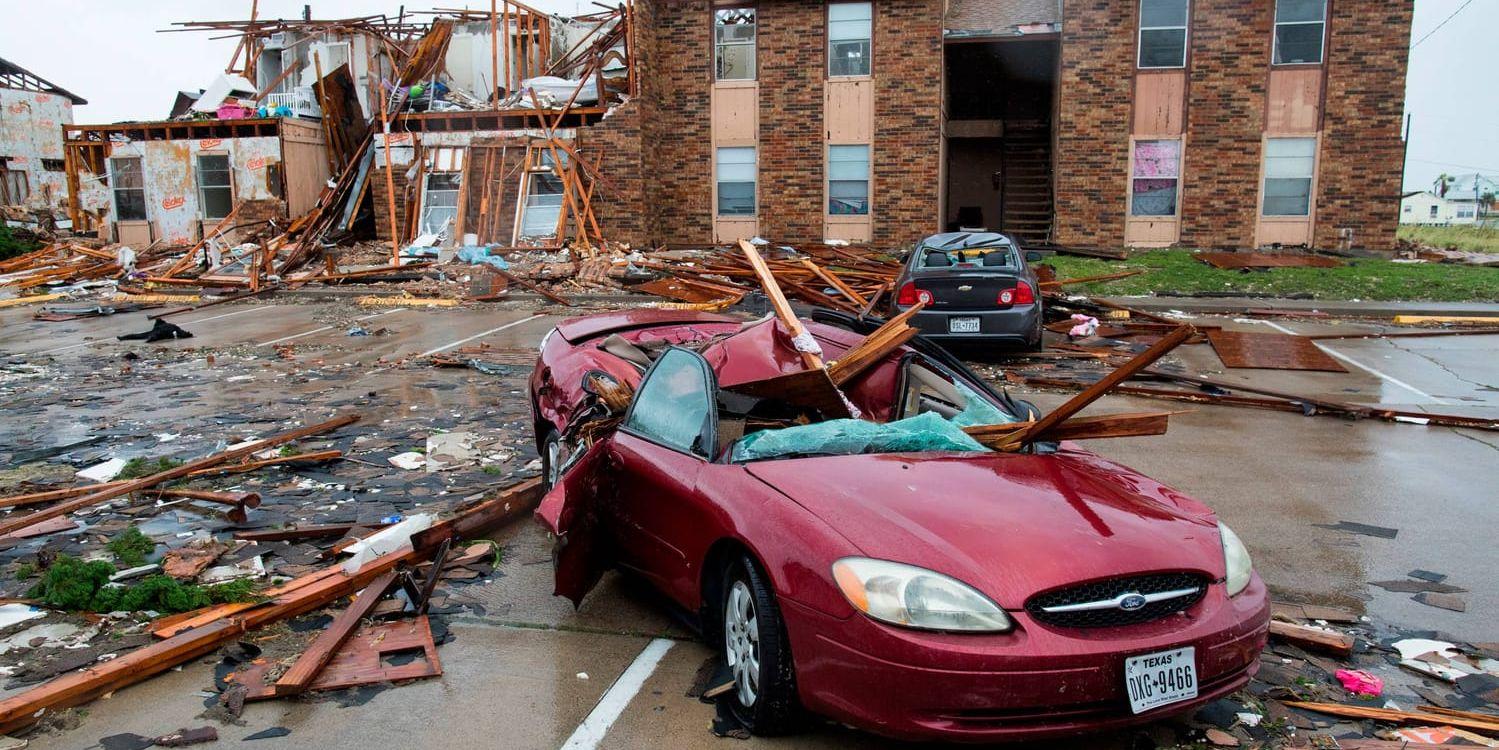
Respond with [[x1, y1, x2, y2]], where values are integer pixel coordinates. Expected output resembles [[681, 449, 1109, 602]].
[[418, 314, 542, 357], [1258, 320, 1451, 405], [560, 638, 675, 750], [37, 305, 265, 355], [256, 308, 406, 347]]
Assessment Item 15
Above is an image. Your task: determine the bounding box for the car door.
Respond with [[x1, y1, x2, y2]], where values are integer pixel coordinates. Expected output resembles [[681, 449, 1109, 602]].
[[535, 439, 613, 606], [608, 347, 719, 605]]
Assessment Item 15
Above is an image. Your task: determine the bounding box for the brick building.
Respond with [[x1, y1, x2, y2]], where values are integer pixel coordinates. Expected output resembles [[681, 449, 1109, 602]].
[[624, 0, 1412, 251]]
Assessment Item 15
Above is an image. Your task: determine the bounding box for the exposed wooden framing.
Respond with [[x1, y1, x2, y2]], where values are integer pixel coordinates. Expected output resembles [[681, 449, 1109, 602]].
[[827, 301, 925, 385], [739, 240, 823, 370], [800, 259, 868, 308]]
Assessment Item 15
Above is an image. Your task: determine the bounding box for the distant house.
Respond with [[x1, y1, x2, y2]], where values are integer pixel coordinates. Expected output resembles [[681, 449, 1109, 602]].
[[0, 56, 87, 209], [1401, 190, 1483, 226]]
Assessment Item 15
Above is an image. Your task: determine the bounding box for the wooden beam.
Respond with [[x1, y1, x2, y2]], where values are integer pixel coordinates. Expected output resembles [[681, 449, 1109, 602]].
[[1281, 701, 1499, 736], [274, 570, 398, 696], [800, 259, 868, 308], [1014, 325, 1193, 445], [1269, 620, 1354, 657], [739, 240, 822, 370], [826, 301, 924, 385]]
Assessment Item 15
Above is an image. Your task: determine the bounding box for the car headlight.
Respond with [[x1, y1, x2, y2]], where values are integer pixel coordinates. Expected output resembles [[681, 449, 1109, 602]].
[[831, 557, 1012, 632], [1219, 522, 1253, 596]]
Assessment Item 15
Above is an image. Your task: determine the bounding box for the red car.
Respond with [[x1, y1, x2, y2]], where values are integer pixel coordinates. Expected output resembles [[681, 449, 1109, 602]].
[[531, 308, 1268, 743]]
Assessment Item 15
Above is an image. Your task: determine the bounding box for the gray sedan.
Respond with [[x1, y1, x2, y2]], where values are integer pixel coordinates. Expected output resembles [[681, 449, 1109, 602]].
[[889, 232, 1044, 350]]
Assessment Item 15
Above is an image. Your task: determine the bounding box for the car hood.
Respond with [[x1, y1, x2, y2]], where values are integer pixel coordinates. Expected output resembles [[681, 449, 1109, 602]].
[[743, 449, 1224, 608]]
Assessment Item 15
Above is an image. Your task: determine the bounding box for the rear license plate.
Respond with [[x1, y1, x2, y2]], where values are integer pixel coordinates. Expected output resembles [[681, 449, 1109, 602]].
[[1124, 647, 1197, 714], [948, 317, 981, 334]]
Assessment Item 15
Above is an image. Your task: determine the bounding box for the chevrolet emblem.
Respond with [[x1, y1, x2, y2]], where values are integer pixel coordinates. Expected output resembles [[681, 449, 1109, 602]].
[[958, 285, 973, 291]]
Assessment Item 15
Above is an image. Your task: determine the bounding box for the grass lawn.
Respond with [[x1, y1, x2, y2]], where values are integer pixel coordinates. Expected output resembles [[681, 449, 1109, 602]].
[[1398, 224, 1499, 253], [1045, 249, 1499, 302]]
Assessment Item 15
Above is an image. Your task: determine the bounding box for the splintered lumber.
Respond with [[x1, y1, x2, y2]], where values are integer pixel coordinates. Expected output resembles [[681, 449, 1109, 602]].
[[148, 489, 262, 509], [494, 268, 573, 306], [1039, 270, 1145, 288], [274, 570, 399, 696], [1016, 325, 1193, 445], [963, 412, 1173, 451], [232, 521, 390, 543], [0, 415, 359, 538], [587, 373, 634, 413], [799, 259, 867, 309], [1281, 701, 1499, 736], [1268, 620, 1354, 657], [827, 301, 925, 385], [1392, 315, 1499, 325], [0, 478, 544, 735], [739, 240, 823, 370]]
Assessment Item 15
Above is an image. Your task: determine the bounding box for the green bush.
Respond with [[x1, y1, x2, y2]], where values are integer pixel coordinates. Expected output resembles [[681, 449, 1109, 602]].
[[27, 555, 260, 614], [0, 225, 41, 262], [106, 527, 156, 568]]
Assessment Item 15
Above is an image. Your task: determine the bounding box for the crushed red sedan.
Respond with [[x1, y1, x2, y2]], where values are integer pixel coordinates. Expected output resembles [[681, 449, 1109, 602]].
[[530, 307, 1268, 743]]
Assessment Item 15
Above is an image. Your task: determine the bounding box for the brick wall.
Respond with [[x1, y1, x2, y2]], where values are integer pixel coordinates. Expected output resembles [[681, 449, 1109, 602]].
[[872, 0, 943, 247], [461, 139, 527, 244], [1313, 1, 1412, 250], [640, 0, 713, 244], [580, 100, 648, 247], [757, 0, 825, 242], [371, 167, 410, 242], [1178, 0, 1271, 249], [1053, 0, 1134, 248]]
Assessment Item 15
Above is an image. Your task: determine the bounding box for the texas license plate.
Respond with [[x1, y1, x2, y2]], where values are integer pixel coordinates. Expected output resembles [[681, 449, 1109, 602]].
[[1124, 647, 1197, 714], [948, 317, 981, 334]]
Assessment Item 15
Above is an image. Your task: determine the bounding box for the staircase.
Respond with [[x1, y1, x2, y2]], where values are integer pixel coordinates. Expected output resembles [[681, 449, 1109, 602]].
[[999, 127, 1054, 244]]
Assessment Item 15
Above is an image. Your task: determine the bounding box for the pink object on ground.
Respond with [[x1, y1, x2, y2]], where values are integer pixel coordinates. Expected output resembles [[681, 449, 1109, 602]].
[[1335, 669, 1383, 697], [1069, 314, 1099, 338]]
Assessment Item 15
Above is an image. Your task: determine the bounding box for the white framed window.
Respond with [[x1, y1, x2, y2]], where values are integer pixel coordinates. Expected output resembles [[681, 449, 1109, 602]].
[[1457, 208, 1475, 219], [1273, 0, 1325, 65], [716, 146, 756, 216], [714, 8, 756, 81], [520, 149, 567, 238], [1262, 137, 1317, 216], [1429, 205, 1439, 219], [109, 157, 147, 221], [196, 154, 233, 220], [828, 2, 872, 77], [1138, 0, 1189, 69], [419, 147, 465, 237], [1130, 139, 1181, 217], [828, 144, 870, 215]]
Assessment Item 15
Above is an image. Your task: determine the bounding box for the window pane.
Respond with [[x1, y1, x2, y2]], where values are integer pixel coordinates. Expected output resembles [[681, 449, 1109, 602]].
[[1265, 138, 1316, 159], [1133, 140, 1180, 178], [1139, 28, 1186, 67], [718, 182, 755, 215], [1275, 0, 1325, 23], [1265, 138, 1316, 179], [829, 145, 870, 172], [625, 349, 713, 455], [111, 158, 143, 190], [428, 172, 464, 191], [1132, 178, 1178, 216], [1141, 0, 1187, 28], [829, 180, 868, 215], [829, 2, 872, 25], [715, 8, 755, 32], [1264, 177, 1312, 216], [829, 40, 871, 76], [828, 18, 872, 42], [1274, 22, 1324, 64], [116, 190, 147, 221], [201, 187, 233, 219], [716, 43, 755, 80]]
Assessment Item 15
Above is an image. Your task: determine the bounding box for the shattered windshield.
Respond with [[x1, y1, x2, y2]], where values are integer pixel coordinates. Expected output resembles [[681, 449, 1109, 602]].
[[917, 245, 1016, 269]]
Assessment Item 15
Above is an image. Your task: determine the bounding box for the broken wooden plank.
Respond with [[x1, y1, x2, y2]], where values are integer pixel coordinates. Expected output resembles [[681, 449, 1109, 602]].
[[0, 415, 359, 538], [827, 301, 924, 386], [1016, 325, 1193, 445], [739, 240, 823, 370], [493, 268, 573, 306], [1269, 620, 1354, 657], [231, 521, 389, 543], [0, 478, 543, 734], [274, 570, 399, 696], [1281, 701, 1499, 736], [963, 412, 1172, 451]]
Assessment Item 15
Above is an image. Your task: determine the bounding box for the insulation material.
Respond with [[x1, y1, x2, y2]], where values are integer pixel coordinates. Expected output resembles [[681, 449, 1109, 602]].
[[732, 411, 987, 462]]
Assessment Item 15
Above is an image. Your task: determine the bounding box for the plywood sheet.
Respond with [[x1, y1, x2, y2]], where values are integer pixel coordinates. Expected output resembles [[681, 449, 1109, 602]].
[[1267, 68, 1322, 134], [1133, 72, 1186, 136], [825, 78, 874, 142], [1197, 252, 1342, 269], [1206, 329, 1347, 372]]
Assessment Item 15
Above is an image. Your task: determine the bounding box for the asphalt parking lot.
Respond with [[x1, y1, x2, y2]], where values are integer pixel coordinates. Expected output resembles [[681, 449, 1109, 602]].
[[3, 298, 1497, 749]]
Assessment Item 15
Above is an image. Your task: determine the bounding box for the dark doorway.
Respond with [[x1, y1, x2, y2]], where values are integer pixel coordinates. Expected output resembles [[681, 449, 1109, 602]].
[[943, 37, 1058, 243]]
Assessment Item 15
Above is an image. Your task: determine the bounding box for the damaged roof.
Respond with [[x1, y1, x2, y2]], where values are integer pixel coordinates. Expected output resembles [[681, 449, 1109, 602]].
[[0, 56, 87, 105], [945, 0, 1061, 38]]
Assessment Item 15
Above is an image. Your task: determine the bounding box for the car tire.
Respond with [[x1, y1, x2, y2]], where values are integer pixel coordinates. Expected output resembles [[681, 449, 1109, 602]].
[[539, 427, 565, 491], [721, 555, 801, 736]]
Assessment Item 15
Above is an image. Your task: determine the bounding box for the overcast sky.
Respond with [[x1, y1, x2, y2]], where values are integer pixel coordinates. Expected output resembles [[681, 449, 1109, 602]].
[[1, 0, 1492, 193]]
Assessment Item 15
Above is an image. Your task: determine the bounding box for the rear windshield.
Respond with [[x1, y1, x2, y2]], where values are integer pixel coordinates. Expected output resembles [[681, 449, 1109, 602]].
[[917, 245, 1016, 269]]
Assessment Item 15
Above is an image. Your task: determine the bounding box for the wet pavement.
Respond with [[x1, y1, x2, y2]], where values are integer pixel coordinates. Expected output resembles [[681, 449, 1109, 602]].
[[2, 299, 1498, 748]]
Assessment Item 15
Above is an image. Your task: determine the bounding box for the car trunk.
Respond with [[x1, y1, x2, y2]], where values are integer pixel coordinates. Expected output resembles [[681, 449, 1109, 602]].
[[912, 269, 1023, 312]]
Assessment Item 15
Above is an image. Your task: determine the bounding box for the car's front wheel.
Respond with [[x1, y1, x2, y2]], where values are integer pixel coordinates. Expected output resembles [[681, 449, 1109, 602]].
[[721, 555, 801, 735]]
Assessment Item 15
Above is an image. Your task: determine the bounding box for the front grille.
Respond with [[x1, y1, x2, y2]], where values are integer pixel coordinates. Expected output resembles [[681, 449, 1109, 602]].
[[1025, 572, 1208, 628]]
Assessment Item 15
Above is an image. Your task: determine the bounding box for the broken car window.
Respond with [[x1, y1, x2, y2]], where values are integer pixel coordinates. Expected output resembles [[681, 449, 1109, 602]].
[[622, 348, 715, 457], [731, 412, 987, 462], [918, 245, 1015, 269]]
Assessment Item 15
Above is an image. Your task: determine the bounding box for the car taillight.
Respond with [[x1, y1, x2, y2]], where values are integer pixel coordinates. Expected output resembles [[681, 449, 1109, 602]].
[[1000, 281, 1035, 306], [897, 282, 934, 306]]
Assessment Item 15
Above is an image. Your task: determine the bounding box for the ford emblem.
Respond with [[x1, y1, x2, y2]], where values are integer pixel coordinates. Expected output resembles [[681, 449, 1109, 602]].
[[1119, 593, 1148, 611]]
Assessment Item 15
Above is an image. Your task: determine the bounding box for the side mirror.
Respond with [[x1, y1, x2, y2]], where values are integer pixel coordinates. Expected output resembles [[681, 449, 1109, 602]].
[[1024, 250, 1044, 263]]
